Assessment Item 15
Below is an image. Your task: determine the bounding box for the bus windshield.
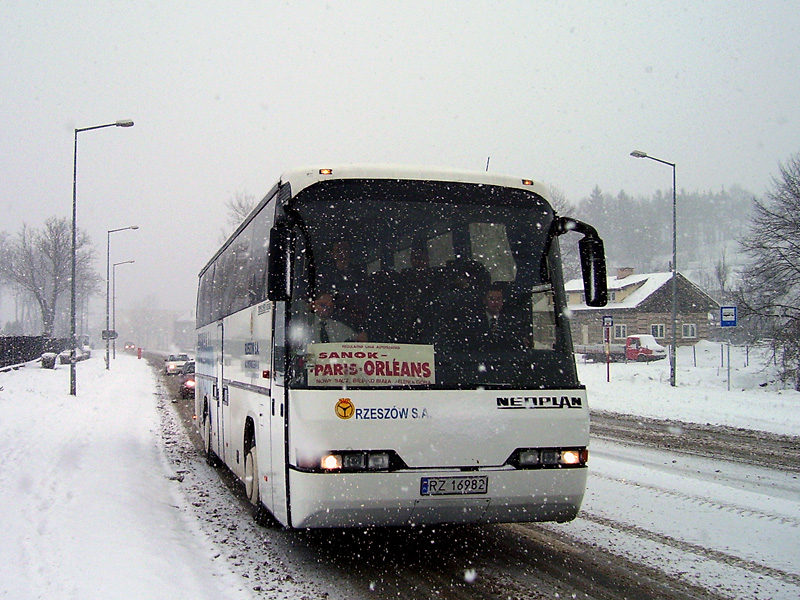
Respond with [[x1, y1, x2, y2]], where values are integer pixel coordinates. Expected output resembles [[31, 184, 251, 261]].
[[285, 178, 577, 390]]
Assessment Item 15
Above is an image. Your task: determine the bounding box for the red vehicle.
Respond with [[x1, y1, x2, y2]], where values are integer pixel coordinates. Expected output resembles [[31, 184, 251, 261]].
[[575, 334, 667, 363]]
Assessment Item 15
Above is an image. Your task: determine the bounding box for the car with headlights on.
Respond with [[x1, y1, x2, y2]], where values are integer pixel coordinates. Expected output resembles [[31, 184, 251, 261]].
[[164, 353, 190, 375]]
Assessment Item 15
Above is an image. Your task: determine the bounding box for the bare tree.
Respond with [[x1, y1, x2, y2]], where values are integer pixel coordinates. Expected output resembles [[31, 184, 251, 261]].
[[0, 217, 98, 337], [219, 191, 258, 243], [736, 152, 800, 389], [714, 249, 730, 301]]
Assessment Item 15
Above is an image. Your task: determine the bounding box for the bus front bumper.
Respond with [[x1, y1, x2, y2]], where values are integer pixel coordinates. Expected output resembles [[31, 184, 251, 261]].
[[287, 467, 587, 529]]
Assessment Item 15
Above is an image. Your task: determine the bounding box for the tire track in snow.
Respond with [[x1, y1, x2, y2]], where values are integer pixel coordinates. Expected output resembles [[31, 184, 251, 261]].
[[590, 470, 800, 529], [590, 410, 800, 474], [580, 511, 800, 588]]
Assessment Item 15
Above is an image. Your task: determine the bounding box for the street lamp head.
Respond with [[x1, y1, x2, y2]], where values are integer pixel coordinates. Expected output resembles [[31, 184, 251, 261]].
[[630, 150, 648, 159], [130, 225, 139, 230], [115, 119, 134, 127]]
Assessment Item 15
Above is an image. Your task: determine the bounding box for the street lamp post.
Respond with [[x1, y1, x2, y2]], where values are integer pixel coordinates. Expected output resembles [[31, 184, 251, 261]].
[[71, 119, 134, 395], [630, 150, 678, 387], [112, 260, 135, 359], [106, 227, 138, 369]]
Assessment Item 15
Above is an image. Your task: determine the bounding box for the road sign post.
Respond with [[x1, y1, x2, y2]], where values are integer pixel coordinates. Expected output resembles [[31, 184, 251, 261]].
[[719, 307, 737, 390], [603, 316, 613, 382]]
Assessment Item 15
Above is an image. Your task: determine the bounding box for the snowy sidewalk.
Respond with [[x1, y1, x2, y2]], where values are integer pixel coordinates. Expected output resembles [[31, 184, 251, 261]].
[[0, 355, 253, 600]]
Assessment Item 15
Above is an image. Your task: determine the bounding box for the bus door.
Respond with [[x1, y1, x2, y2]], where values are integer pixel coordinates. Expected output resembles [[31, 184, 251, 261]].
[[268, 300, 289, 526], [213, 321, 225, 458]]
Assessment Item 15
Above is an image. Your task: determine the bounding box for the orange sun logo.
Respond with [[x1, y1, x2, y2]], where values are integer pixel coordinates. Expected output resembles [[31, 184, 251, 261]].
[[335, 398, 355, 419]]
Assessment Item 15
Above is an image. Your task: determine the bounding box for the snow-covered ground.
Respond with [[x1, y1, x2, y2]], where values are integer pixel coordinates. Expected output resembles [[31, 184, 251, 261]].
[[570, 340, 800, 599], [0, 355, 320, 600], [582, 339, 800, 436], [0, 342, 797, 598]]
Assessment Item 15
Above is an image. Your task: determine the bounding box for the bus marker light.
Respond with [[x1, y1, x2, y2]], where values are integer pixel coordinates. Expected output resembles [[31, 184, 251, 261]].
[[521, 179, 534, 186], [319, 168, 333, 175], [541, 449, 559, 466], [343, 453, 367, 470], [518, 449, 540, 467], [368, 452, 390, 470]]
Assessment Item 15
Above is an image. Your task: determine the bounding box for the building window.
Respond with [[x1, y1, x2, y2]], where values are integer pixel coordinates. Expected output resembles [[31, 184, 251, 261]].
[[651, 324, 665, 338], [682, 323, 697, 338], [614, 324, 627, 339]]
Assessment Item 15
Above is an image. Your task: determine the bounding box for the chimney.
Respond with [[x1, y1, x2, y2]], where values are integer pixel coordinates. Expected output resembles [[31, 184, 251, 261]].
[[616, 267, 635, 280]]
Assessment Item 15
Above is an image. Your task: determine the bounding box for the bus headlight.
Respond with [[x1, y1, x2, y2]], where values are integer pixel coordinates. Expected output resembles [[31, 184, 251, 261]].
[[321, 454, 342, 470], [560, 449, 583, 466], [313, 450, 402, 473], [507, 447, 587, 469]]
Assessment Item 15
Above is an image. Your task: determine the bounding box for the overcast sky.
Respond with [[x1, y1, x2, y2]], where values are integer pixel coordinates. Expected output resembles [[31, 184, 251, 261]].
[[2, 1, 799, 318]]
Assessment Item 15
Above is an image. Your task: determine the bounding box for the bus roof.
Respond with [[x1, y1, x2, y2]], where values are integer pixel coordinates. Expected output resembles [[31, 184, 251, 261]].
[[279, 164, 551, 199]]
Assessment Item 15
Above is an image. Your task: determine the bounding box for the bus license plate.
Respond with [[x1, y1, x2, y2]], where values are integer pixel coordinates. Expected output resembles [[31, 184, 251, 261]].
[[420, 475, 488, 496]]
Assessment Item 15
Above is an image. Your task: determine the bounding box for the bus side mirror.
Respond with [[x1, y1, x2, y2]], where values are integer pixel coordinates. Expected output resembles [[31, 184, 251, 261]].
[[579, 236, 608, 307], [267, 221, 291, 301]]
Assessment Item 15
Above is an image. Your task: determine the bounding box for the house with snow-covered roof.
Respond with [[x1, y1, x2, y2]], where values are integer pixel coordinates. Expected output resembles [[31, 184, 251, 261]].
[[564, 267, 720, 347]]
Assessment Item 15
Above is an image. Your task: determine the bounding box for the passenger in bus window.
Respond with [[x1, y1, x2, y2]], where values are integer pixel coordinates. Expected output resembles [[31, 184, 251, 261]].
[[479, 282, 522, 350], [318, 239, 366, 296], [307, 291, 367, 343], [399, 244, 437, 343], [433, 259, 489, 348], [318, 239, 367, 330]]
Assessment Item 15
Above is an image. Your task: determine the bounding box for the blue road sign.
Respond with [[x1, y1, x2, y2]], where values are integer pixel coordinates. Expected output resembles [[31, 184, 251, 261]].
[[720, 306, 737, 327]]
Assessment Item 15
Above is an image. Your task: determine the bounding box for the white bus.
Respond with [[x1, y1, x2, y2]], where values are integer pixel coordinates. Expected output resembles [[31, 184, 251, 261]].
[[195, 165, 607, 529]]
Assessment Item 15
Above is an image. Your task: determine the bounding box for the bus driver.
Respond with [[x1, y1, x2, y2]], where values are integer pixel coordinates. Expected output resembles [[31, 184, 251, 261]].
[[306, 291, 367, 343]]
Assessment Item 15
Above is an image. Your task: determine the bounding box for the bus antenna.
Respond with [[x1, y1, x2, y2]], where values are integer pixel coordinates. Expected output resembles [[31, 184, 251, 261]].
[[485, 157, 491, 172]]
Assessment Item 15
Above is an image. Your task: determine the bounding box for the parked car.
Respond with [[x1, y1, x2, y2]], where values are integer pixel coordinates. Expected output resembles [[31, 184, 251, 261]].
[[575, 334, 667, 363], [164, 353, 190, 375], [179, 360, 196, 399]]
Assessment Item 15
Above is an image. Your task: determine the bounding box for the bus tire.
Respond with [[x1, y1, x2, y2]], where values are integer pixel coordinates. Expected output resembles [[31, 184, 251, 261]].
[[245, 446, 272, 526], [244, 446, 259, 505]]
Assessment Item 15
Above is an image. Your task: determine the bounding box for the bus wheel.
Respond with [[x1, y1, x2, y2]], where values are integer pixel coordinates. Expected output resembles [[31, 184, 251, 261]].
[[244, 446, 259, 505], [245, 446, 272, 526]]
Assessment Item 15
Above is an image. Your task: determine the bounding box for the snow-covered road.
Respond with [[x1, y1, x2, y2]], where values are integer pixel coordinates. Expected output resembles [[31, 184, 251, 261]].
[[549, 437, 800, 599], [1, 344, 798, 599]]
